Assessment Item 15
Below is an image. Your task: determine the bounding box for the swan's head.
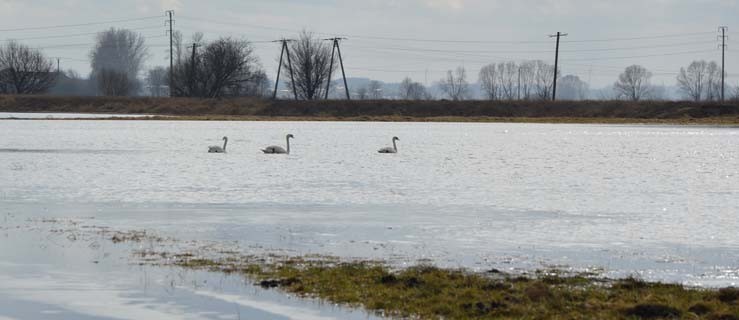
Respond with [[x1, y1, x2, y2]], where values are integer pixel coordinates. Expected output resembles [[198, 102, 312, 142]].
[[393, 136, 399, 141], [287, 134, 294, 139], [222, 136, 228, 141]]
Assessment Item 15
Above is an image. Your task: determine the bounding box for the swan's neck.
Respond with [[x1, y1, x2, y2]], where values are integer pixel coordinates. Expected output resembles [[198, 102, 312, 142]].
[[223, 139, 228, 151], [392, 139, 397, 152], [286, 137, 291, 154]]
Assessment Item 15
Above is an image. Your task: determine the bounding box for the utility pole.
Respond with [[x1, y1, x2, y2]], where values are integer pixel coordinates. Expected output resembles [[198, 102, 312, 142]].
[[324, 37, 350, 100], [56, 58, 60, 74], [549, 31, 567, 101], [188, 43, 200, 96], [719, 26, 728, 101], [166, 10, 174, 97], [272, 39, 298, 100]]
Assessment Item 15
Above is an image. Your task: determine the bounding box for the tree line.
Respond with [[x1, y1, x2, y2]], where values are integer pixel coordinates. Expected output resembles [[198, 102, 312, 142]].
[[612, 62, 727, 102], [0, 28, 737, 102]]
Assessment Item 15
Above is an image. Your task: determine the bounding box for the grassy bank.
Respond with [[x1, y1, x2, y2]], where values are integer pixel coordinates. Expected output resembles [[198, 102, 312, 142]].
[[154, 253, 739, 319], [27, 219, 739, 319], [1, 95, 739, 124]]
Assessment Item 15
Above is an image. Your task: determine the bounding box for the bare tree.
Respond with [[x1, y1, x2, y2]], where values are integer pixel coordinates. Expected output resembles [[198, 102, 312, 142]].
[[368, 80, 383, 99], [90, 28, 149, 96], [97, 69, 134, 96], [613, 65, 653, 101], [146, 66, 168, 97], [282, 31, 335, 100], [172, 31, 184, 64], [676, 60, 722, 102], [439, 66, 469, 100], [518, 61, 536, 100], [529, 60, 555, 100], [356, 86, 368, 100], [497, 62, 517, 100], [65, 69, 81, 80], [238, 69, 270, 97], [705, 61, 722, 101], [557, 75, 589, 100], [478, 64, 499, 100], [399, 77, 429, 100], [677, 61, 705, 101], [0, 41, 56, 94], [171, 37, 264, 98]]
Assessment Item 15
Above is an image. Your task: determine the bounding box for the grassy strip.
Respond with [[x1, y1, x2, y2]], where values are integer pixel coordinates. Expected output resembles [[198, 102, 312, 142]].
[[2, 95, 739, 125], [155, 253, 739, 319], [6, 114, 739, 125]]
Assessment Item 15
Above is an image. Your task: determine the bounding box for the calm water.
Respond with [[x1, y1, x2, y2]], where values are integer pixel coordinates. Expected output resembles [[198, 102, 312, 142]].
[[1, 119, 738, 318]]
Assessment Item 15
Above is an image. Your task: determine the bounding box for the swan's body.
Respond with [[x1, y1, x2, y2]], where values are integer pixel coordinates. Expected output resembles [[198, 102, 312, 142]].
[[378, 136, 399, 153], [208, 136, 228, 153], [262, 134, 293, 154]]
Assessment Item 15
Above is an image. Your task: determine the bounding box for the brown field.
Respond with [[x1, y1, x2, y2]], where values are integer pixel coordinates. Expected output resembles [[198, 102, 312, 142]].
[[1, 95, 738, 124]]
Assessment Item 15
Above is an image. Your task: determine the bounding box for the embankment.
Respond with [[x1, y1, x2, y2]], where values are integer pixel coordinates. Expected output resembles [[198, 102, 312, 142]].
[[1, 95, 738, 124]]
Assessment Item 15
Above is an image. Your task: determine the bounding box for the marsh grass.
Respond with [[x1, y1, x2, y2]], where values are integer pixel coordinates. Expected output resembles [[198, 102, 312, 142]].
[[165, 254, 739, 319], [50, 221, 737, 319]]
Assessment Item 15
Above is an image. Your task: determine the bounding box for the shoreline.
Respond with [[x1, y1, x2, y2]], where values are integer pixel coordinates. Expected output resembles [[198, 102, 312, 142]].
[[2, 113, 739, 125], [2, 95, 738, 125], [23, 217, 739, 320]]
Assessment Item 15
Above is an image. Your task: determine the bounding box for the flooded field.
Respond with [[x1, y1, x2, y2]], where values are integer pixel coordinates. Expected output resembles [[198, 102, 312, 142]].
[[1, 119, 738, 319]]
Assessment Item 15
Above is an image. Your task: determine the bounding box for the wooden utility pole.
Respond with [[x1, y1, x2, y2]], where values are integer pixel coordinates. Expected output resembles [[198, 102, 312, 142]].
[[549, 32, 567, 101], [324, 37, 350, 100], [272, 39, 298, 100], [166, 10, 174, 97], [188, 43, 200, 95], [719, 26, 728, 101]]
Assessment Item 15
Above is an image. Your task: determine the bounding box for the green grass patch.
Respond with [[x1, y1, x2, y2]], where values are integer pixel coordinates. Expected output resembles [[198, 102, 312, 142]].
[[167, 255, 739, 319]]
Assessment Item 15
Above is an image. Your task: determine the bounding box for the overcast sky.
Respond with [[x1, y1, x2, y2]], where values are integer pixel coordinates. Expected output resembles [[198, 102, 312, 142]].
[[0, 0, 736, 88]]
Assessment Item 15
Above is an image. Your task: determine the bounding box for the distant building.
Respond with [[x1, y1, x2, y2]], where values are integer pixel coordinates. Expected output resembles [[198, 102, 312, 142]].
[[47, 73, 96, 96]]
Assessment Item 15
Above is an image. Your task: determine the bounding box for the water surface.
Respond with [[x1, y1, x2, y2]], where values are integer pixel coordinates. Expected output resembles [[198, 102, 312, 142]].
[[1, 120, 738, 318]]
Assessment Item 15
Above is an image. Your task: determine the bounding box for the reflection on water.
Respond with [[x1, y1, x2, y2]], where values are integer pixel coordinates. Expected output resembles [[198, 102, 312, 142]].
[[0, 119, 738, 318]]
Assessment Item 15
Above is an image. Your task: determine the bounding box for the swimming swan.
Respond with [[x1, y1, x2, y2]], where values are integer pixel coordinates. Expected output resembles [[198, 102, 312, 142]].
[[262, 134, 294, 154], [208, 136, 228, 153], [378, 136, 399, 153]]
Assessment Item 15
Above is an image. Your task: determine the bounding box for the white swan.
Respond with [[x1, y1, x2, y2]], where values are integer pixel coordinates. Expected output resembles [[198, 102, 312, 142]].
[[208, 136, 228, 153], [262, 134, 294, 154], [378, 136, 399, 153]]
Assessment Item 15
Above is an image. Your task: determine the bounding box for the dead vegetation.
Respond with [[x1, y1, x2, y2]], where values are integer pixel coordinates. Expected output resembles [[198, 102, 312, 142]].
[[1, 95, 738, 124]]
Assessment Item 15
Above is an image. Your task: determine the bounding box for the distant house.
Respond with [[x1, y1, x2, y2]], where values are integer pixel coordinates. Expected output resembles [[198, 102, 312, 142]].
[[0, 68, 68, 95], [47, 73, 96, 96]]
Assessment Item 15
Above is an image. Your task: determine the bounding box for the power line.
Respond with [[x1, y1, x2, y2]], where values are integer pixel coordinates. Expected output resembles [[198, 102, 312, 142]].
[[1, 26, 164, 42], [178, 16, 298, 34], [561, 31, 716, 43], [562, 49, 716, 62], [341, 40, 716, 55], [0, 16, 163, 32], [176, 27, 275, 43], [177, 15, 720, 45], [34, 40, 169, 50]]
